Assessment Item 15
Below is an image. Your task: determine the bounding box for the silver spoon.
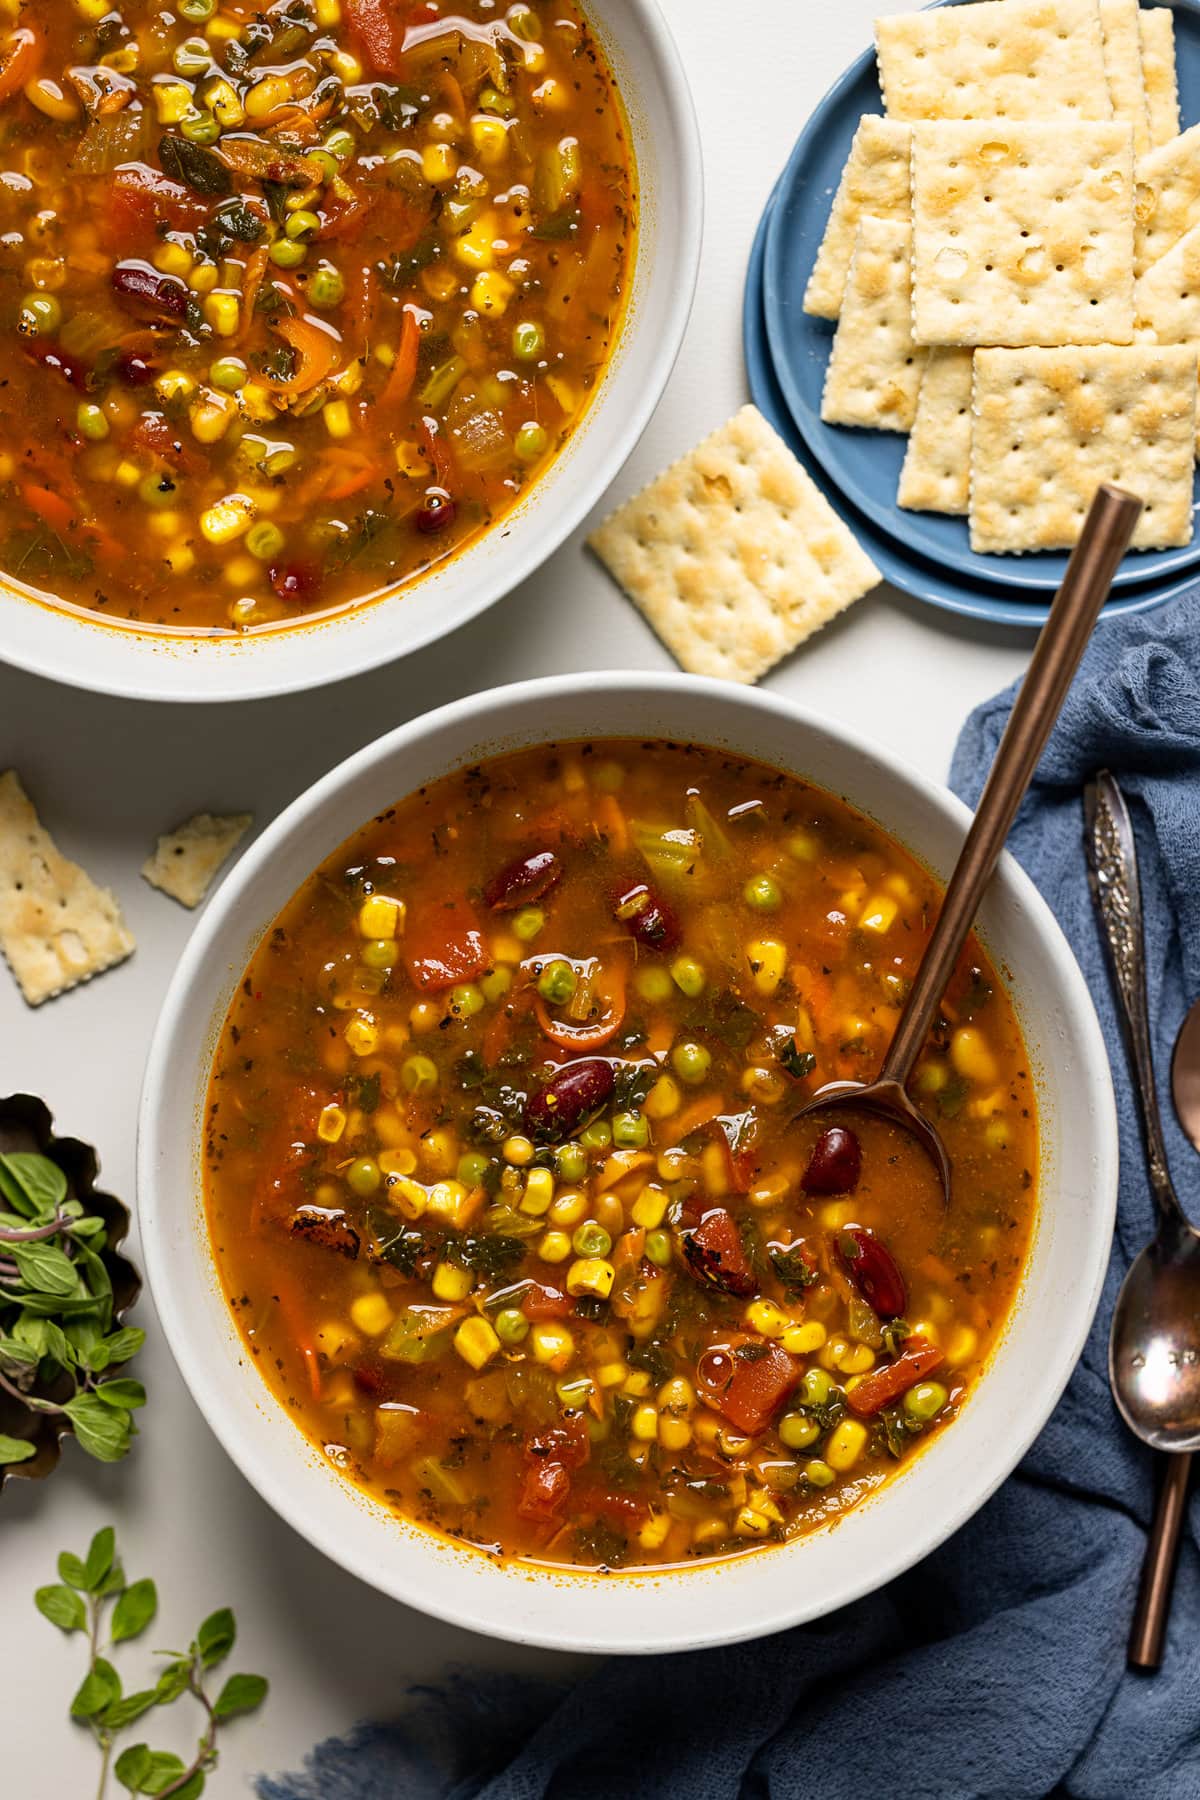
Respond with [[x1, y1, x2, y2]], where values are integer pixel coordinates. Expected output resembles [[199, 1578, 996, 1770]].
[[1084, 771, 1200, 1669]]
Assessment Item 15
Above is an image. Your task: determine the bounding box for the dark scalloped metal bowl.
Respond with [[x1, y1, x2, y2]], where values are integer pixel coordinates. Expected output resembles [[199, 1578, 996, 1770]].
[[0, 1094, 141, 1490]]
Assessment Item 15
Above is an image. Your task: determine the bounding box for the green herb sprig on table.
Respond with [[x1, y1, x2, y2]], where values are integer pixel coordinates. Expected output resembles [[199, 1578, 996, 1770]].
[[0, 1151, 145, 1466], [36, 1526, 269, 1799]]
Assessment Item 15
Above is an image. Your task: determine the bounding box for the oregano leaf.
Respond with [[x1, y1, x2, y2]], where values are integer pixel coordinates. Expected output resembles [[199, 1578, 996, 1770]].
[[58, 1551, 88, 1589], [84, 1525, 115, 1589], [104, 1688, 160, 1731], [71, 1656, 121, 1720], [0, 1432, 36, 1464], [213, 1672, 268, 1719], [196, 1607, 235, 1668], [35, 1583, 87, 1632], [112, 1578, 157, 1643], [114, 1744, 154, 1791], [64, 1393, 134, 1462], [0, 1151, 67, 1214]]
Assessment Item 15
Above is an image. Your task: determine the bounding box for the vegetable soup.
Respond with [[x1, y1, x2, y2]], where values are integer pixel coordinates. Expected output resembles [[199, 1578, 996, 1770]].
[[0, 0, 633, 631], [204, 742, 1038, 1570]]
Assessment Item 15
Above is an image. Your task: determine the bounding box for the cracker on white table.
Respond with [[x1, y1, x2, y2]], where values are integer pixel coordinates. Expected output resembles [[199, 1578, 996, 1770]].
[[804, 117, 912, 319], [0, 771, 134, 1006], [1099, 0, 1151, 157], [587, 406, 880, 685], [821, 216, 926, 431], [142, 811, 253, 909], [1135, 124, 1200, 276], [875, 0, 1112, 123], [1140, 6, 1180, 147], [970, 344, 1196, 552], [897, 349, 974, 514], [910, 120, 1135, 347]]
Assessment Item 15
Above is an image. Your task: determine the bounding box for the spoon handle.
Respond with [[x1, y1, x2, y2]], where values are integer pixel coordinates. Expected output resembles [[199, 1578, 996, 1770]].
[[1083, 771, 1188, 1233], [1129, 1451, 1193, 1670], [879, 484, 1142, 1087]]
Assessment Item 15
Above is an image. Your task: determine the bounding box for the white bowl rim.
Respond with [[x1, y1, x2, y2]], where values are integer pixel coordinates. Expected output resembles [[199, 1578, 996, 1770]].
[[137, 671, 1118, 1652], [0, 0, 702, 706]]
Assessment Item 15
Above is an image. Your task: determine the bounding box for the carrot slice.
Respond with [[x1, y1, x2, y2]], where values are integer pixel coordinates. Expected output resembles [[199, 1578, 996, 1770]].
[[267, 314, 339, 398], [0, 27, 40, 104], [846, 1336, 945, 1417], [383, 304, 422, 407]]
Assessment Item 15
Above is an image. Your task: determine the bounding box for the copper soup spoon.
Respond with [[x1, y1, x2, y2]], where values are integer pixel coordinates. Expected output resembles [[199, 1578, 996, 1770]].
[[797, 483, 1142, 1202]]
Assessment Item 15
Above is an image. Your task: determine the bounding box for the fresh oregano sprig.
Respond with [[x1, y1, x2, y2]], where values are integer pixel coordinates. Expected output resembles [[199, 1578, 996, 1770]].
[[0, 1150, 146, 1466], [36, 1526, 269, 1798]]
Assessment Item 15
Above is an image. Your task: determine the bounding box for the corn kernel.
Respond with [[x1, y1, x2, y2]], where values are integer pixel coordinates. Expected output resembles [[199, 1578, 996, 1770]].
[[453, 1315, 500, 1370], [622, 1370, 651, 1397], [315, 0, 341, 21], [951, 1026, 998, 1087], [421, 1129, 457, 1178], [224, 554, 257, 587], [188, 262, 219, 294], [631, 1403, 658, 1442], [644, 1076, 681, 1122], [317, 1103, 346, 1143], [781, 1321, 827, 1355], [825, 1418, 869, 1472], [425, 1180, 469, 1226], [204, 75, 245, 126], [530, 1322, 574, 1368], [344, 1017, 378, 1057], [818, 1199, 856, 1231], [422, 142, 457, 184], [734, 1506, 771, 1538], [395, 438, 427, 479], [432, 1261, 472, 1302], [748, 1485, 786, 1525], [327, 47, 362, 81], [945, 1324, 978, 1365], [658, 1416, 692, 1451], [390, 1176, 428, 1220], [199, 494, 255, 545], [358, 895, 402, 939], [745, 1299, 790, 1340], [453, 211, 499, 270], [203, 291, 240, 338], [519, 1167, 554, 1215], [323, 398, 353, 438], [859, 894, 899, 934], [747, 938, 787, 996], [153, 241, 193, 278], [910, 1318, 941, 1347], [631, 1186, 668, 1229], [837, 1343, 876, 1375], [470, 269, 515, 316], [239, 380, 276, 422], [565, 1256, 614, 1299], [190, 390, 237, 443], [638, 1509, 671, 1551], [75, 0, 110, 18], [114, 460, 141, 488], [245, 74, 292, 119], [596, 1360, 628, 1389], [819, 1334, 850, 1371], [502, 1135, 534, 1167], [379, 1147, 417, 1176], [163, 544, 195, 576], [314, 1318, 359, 1361], [152, 80, 194, 124], [546, 1188, 587, 1229], [349, 1291, 393, 1336], [470, 113, 510, 164], [538, 1229, 571, 1264]]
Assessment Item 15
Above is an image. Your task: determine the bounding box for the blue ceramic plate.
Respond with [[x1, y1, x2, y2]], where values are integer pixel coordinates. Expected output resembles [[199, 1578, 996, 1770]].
[[745, 182, 1192, 625], [761, 0, 1200, 594]]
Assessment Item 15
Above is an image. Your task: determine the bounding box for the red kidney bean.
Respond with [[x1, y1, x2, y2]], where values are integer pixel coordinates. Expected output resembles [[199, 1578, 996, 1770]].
[[682, 1208, 758, 1297], [835, 1227, 907, 1319], [115, 350, 155, 386], [112, 261, 189, 320], [613, 881, 681, 952], [269, 561, 320, 604], [484, 849, 562, 911], [696, 1345, 736, 1396], [416, 492, 456, 534], [524, 1057, 614, 1142], [801, 1126, 862, 1195]]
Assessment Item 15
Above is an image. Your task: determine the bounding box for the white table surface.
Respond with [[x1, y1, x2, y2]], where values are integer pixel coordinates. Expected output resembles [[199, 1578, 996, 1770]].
[[0, 2, 1035, 1790]]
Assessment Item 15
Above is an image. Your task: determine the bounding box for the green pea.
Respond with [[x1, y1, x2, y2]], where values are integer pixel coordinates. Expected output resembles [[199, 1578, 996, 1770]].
[[579, 1119, 611, 1152], [556, 1374, 593, 1407], [669, 954, 706, 998], [515, 421, 548, 462], [611, 1110, 649, 1150], [173, 36, 211, 75], [480, 966, 512, 1005], [457, 1151, 492, 1188], [494, 1306, 529, 1345], [671, 1041, 712, 1086], [262, 445, 298, 476], [76, 402, 109, 441], [778, 1412, 820, 1450], [401, 1054, 438, 1094], [743, 872, 782, 912], [286, 209, 322, 241], [245, 521, 285, 562], [450, 982, 484, 1018], [903, 1380, 949, 1422], [512, 319, 544, 361], [181, 109, 221, 145], [178, 0, 216, 18], [209, 355, 247, 392], [644, 1229, 672, 1268], [310, 264, 346, 308], [139, 472, 180, 509], [801, 1367, 835, 1408], [360, 939, 397, 970], [804, 1458, 835, 1489], [346, 1157, 381, 1196], [512, 906, 544, 942], [323, 126, 356, 161], [479, 84, 515, 116], [507, 5, 541, 40], [306, 148, 339, 182], [20, 293, 62, 336], [536, 958, 576, 1005], [572, 1221, 612, 1258], [555, 1142, 587, 1182], [269, 237, 307, 269], [634, 966, 672, 1003]]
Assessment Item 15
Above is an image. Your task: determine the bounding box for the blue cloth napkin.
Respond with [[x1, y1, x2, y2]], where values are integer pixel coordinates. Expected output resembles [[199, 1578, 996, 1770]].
[[261, 598, 1200, 1800]]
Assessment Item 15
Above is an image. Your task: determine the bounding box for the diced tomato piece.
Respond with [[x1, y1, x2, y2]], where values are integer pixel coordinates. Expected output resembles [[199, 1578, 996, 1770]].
[[517, 1458, 571, 1523], [20, 482, 78, 537], [847, 1337, 945, 1417], [526, 1415, 590, 1469], [522, 1281, 573, 1320], [574, 1485, 647, 1529], [713, 1342, 801, 1436], [345, 0, 408, 75], [128, 412, 200, 474], [682, 1207, 758, 1297], [404, 895, 488, 992], [107, 163, 209, 251]]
